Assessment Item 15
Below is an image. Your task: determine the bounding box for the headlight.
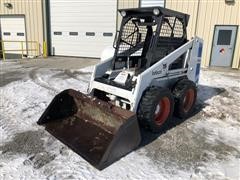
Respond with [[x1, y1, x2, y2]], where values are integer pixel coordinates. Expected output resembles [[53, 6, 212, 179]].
[[121, 11, 127, 17], [153, 8, 160, 16]]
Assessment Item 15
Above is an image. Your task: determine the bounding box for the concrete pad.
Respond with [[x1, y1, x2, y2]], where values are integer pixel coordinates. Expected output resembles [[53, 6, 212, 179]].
[[1, 56, 99, 70]]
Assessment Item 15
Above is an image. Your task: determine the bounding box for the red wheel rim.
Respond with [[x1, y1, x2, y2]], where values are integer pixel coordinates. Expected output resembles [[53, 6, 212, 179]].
[[154, 97, 171, 126], [183, 89, 195, 113]]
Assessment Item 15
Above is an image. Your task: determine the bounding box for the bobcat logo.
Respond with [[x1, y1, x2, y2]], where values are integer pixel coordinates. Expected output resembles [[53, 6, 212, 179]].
[[152, 70, 162, 76]]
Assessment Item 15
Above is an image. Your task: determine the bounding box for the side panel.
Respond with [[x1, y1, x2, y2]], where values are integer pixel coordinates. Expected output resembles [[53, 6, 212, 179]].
[[132, 39, 196, 112], [88, 58, 113, 94], [187, 38, 203, 84]]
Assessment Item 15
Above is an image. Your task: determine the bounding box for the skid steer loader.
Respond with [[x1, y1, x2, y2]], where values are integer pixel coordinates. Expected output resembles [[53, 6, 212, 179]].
[[38, 7, 203, 170]]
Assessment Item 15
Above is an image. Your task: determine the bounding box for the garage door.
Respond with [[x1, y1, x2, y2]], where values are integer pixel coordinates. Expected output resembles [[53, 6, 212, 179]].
[[50, 0, 117, 58], [0, 16, 27, 55], [140, 0, 165, 7]]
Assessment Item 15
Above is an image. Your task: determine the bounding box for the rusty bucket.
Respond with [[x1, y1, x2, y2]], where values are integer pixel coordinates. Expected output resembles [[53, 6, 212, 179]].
[[37, 89, 141, 170]]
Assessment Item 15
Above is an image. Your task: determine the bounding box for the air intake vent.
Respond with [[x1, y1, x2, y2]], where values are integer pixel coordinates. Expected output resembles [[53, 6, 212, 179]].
[[225, 0, 235, 3]]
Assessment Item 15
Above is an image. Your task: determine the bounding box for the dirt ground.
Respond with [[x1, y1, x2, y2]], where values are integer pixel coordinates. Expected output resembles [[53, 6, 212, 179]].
[[0, 57, 239, 179]]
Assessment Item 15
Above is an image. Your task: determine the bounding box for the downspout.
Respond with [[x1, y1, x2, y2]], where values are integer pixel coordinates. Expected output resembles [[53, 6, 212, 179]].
[[0, 26, 2, 58], [42, 0, 51, 56], [116, 0, 119, 30], [194, 0, 201, 36], [139, 0, 141, 7], [42, 0, 48, 57]]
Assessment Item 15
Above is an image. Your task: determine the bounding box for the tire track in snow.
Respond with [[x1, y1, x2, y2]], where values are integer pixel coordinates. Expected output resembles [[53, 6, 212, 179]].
[[29, 68, 59, 95], [64, 69, 91, 83], [0, 79, 51, 141], [0, 97, 23, 141], [43, 160, 93, 180], [29, 68, 91, 94], [0, 94, 44, 141], [0, 126, 9, 144]]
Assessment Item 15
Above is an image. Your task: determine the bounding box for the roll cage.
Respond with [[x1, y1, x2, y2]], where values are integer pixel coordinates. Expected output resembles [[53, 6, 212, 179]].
[[112, 7, 189, 70]]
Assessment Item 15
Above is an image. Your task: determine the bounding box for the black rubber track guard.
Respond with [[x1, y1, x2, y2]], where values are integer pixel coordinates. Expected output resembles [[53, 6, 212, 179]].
[[37, 89, 141, 170]]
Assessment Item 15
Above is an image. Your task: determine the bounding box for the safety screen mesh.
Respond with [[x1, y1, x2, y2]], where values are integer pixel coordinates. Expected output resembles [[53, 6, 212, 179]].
[[117, 19, 148, 56], [160, 17, 183, 38]]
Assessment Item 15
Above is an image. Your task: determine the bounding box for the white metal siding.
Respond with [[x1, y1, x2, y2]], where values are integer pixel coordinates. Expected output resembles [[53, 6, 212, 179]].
[[50, 0, 117, 58], [0, 16, 27, 55], [141, 0, 165, 7]]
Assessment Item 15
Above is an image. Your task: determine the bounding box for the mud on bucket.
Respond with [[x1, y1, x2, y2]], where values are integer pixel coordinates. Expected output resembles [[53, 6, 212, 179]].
[[37, 89, 141, 170]]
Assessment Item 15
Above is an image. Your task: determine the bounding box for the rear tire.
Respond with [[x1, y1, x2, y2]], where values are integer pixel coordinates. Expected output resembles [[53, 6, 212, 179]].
[[172, 79, 197, 118], [137, 87, 174, 133]]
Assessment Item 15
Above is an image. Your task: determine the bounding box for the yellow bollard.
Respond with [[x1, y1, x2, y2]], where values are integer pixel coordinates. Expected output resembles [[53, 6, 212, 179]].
[[43, 41, 48, 58]]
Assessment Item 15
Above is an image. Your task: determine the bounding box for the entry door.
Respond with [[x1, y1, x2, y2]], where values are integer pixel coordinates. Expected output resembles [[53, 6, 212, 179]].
[[0, 16, 27, 55], [211, 26, 237, 67]]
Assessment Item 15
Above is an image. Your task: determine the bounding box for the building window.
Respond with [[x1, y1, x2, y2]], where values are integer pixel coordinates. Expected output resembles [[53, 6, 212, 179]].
[[17, 32, 25, 36], [103, 32, 113, 37], [217, 30, 232, 45], [69, 32, 78, 36], [54, 32, 62, 35], [86, 32, 95, 36], [3, 32, 11, 36]]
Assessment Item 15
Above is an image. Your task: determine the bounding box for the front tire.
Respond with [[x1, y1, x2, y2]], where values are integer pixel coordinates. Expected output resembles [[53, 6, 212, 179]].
[[137, 87, 174, 133]]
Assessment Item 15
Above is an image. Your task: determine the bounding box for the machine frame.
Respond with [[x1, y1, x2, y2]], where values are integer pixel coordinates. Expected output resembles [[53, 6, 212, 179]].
[[88, 7, 203, 112]]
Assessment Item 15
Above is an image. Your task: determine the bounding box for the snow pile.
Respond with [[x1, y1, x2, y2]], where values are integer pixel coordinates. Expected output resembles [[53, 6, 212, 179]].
[[194, 117, 240, 151]]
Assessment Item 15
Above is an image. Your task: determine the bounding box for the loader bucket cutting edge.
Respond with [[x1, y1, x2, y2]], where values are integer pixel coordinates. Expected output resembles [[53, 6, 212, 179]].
[[37, 89, 141, 170]]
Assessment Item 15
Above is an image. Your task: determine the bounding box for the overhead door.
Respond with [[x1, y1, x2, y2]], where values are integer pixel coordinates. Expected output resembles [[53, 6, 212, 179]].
[[50, 0, 117, 58], [0, 16, 27, 56], [141, 0, 165, 7]]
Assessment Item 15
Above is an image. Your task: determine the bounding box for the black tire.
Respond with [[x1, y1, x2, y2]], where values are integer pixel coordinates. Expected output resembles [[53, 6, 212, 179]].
[[137, 87, 174, 133], [172, 79, 197, 118]]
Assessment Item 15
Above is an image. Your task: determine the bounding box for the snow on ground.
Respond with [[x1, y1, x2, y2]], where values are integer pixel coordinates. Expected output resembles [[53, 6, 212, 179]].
[[0, 61, 240, 180]]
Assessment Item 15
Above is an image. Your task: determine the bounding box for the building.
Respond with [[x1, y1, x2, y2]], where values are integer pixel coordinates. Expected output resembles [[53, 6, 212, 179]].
[[0, 0, 44, 58], [0, 0, 239, 69]]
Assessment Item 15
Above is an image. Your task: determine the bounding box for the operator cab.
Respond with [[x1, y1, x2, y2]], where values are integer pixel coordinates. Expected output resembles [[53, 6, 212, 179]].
[[113, 7, 189, 72]]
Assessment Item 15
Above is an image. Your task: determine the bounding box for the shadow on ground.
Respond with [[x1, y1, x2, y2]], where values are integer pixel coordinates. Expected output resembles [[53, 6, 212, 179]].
[[139, 84, 226, 148], [0, 131, 45, 155], [0, 71, 25, 87], [0, 130, 57, 169]]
